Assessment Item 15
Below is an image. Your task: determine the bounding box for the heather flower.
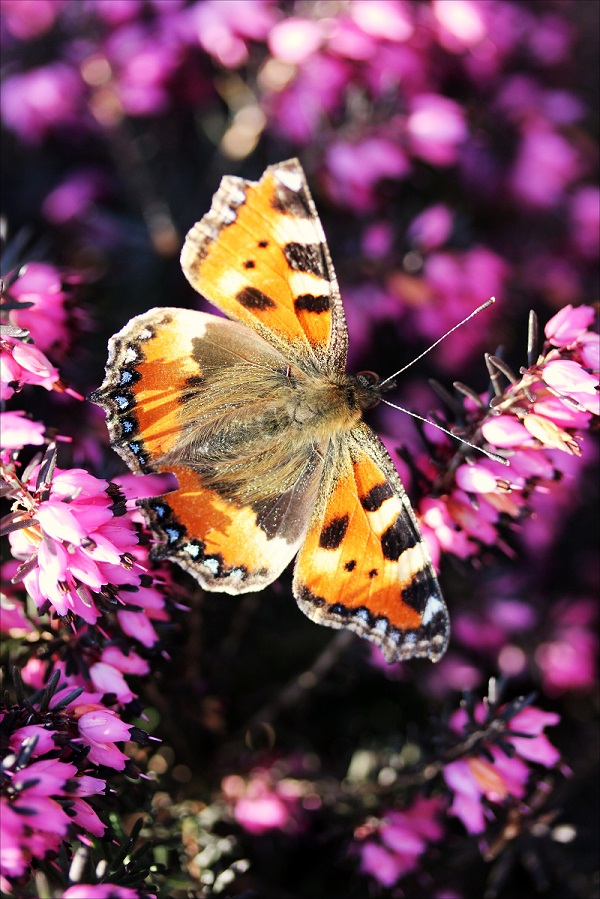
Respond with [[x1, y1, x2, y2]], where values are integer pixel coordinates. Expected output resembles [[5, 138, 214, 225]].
[[324, 137, 410, 212], [509, 123, 582, 209], [0, 411, 45, 454], [544, 303, 596, 348], [72, 705, 132, 770], [536, 600, 598, 696], [0, 62, 84, 144], [357, 795, 445, 887], [568, 185, 600, 260], [63, 886, 155, 898], [0, 334, 60, 400], [407, 204, 454, 252], [443, 701, 560, 833], [406, 94, 468, 167], [183, 0, 276, 69], [3, 456, 164, 635], [221, 767, 303, 836], [1, 0, 64, 40], [5, 262, 81, 357]]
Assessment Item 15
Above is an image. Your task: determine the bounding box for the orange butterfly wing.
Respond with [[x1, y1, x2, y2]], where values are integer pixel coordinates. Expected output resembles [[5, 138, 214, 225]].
[[180, 158, 347, 371], [294, 423, 449, 662], [91, 307, 325, 591]]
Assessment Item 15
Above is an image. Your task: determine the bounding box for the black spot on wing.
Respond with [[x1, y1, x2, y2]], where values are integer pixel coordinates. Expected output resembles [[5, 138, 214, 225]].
[[344, 559, 356, 572], [401, 567, 436, 615], [381, 514, 418, 561], [319, 515, 349, 550], [236, 286, 276, 310], [243, 259, 255, 269], [294, 294, 330, 314], [361, 482, 394, 512], [284, 242, 327, 279], [271, 184, 312, 218]]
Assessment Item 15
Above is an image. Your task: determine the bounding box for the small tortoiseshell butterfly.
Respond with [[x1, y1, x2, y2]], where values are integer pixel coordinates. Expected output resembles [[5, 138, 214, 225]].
[[92, 159, 449, 662]]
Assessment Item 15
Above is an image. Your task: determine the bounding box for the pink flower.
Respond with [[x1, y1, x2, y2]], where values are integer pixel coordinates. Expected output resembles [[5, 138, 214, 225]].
[[406, 94, 468, 166], [6, 461, 156, 630], [510, 124, 581, 208], [268, 17, 325, 65], [358, 796, 445, 887], [6, 262, 81, 357], [568, 186, 600, 260], [74, 707, 132, 770], [0, 411, 45, 453], [183, 0, 276, 69], [9, 725, 56, 757], [408, 204, 454, 251], [0, 63, 83, 144], [0, 335, 59, 400], [536, 600, 598, 696], [63, 886, 153, 899], [545, 304, 596, 347], [443, 701, 560, 833], [1, 0, 64, 40], [324, 137, 410, 211], [432, 0, 487, 52], [222, 769, 301, 835]]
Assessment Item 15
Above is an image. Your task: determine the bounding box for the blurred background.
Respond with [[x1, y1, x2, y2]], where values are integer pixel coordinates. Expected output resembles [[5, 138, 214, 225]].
[[1, 1, 598, 897]]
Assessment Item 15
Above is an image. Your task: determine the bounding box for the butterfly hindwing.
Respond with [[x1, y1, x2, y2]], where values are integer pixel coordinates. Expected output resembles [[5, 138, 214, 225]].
[[91, 307, 325, 592], [293, 422, 449, 662]]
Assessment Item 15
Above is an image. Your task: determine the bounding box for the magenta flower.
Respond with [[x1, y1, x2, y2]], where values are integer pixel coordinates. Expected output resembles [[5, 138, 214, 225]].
[[568, 186, 600, 260], [0, 62, 83, 144], [63, 885, 155, 899], [0, 334, 60, 400], [1, 0, 63, 40], [6, 262, 82, 357], [406, 94, 468, 166], [6, 459, 156, 630], [0, 411, 45, 455], [544, 303, 596, 348], [1, 755, 79, 879], [357, 795, 445, 887], [324, 137, 410, 211], [509, 123, 582, 209], [74, 706, 132, 770], [443, 701, 560, 833], [222, 768, 302, 836], [536, 600, 598, 696]]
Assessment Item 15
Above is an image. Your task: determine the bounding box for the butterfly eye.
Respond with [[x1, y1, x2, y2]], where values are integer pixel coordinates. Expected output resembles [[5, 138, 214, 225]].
[[356, 370, 381, 388], [355, 370, 382, 410]]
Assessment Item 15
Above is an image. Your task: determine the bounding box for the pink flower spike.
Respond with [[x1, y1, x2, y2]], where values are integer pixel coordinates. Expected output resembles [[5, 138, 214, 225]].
[[508, 708, 561, 766], [481, 416, 532, 447], [77, 708, 132, 745], [268, 18, 325, 65], [542, 360, 598, 396], [455, 463, 498, 494], [545, 304, 595, 346], [0, 411, 45, 451], [89, 662, 136, 704], [360, 842, 405, 887], [234, 793, 289, 834]]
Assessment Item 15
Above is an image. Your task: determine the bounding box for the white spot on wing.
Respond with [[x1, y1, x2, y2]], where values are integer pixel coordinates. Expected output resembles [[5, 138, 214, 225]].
[[421, 595, 444, 625], [276, 167, 304, 193]]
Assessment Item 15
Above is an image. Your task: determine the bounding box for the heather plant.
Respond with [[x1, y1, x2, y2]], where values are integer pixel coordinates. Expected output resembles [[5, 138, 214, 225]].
[[1, 2, 598, 897]]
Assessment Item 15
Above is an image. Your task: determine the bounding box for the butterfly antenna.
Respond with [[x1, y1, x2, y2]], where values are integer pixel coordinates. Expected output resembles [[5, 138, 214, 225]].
[[379, 297, 495, 389], [380, 396, 509, 465]]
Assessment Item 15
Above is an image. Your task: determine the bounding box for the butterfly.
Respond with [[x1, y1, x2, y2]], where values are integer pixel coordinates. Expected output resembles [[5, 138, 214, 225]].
[[91, 159, 449, 662]]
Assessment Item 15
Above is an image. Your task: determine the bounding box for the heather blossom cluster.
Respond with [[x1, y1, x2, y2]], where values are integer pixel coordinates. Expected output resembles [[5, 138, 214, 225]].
[[400, 304, 600, 570]]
